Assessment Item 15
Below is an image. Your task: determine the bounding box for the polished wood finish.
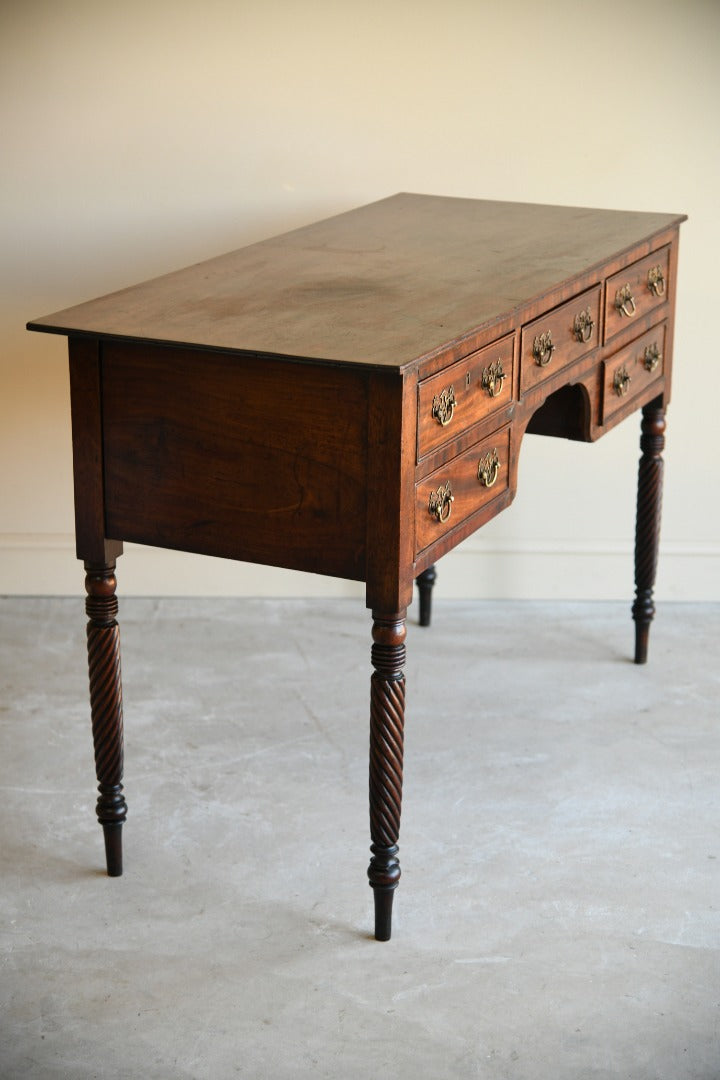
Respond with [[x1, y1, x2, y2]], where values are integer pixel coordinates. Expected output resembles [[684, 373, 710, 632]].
[[604, 245, 671, 344], [367, 612, 406, 941], [415, 565, 437, 628], [633, 403, 666, 664], [28, 194, 685, 940], [602, 323, 667, 423], [365, 370, 417, 614], [416, 427, 511, 556], [102, 341, 368, 580], [28, 195, 683, 370], [84, 563, 126, 875], [519, 285, 601, 395], [417, 333, 515, 459], [68, 339, 123, 566]]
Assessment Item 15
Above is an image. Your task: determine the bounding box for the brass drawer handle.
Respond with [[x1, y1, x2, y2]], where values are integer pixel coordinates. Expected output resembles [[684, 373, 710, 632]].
[[428, 480, 454, 523], [573, 307, 595, 343], [480, 359, 507, 398], [477, 448, 500, 488], [615, 284, 636, 318], [643, 342, 662, 372], [431, 385, 457, 427], [532, 331, 555, 367], [647, 265, 666, 297], [613, 365, 632, 397]]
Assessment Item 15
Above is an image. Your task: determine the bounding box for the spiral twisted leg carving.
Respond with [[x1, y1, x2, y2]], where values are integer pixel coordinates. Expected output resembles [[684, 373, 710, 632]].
[[367, 611, 406, 940], [632, 405, 666, 664], [85, 563, 127, 875], [415, 564, 437, 628]]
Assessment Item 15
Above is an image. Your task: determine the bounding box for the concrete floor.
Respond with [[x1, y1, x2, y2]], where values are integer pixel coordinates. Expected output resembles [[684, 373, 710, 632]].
[[1, 596, 719, 1079]]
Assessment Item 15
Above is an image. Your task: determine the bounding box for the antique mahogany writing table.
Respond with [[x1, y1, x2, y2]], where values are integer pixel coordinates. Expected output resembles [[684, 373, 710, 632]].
[[28, 194, 685, 940]]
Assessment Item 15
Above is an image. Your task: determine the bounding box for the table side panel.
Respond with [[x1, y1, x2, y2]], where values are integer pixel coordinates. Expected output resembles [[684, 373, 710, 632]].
[[101, 343, 369, 579]]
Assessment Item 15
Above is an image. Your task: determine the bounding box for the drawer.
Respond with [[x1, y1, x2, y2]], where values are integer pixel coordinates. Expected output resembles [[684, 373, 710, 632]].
[[602, 323, 667, 423], [520, 285, 601, 395], [416, 426, 511, 554], [604, 246, 670, 344], [417, 333, 514, 459]]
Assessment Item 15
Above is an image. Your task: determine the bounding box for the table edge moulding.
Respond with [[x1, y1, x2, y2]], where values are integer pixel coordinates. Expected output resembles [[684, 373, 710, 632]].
[[27, 193, 687, 941]]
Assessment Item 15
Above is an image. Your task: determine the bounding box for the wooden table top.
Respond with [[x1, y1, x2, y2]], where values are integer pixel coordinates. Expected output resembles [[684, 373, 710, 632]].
[[28, 194, 684, 371]]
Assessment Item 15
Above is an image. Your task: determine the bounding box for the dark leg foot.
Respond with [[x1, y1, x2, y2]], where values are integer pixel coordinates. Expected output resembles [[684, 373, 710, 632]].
[[367, 611, 406, 941], [415, 565, 437, 627], [632, 404, 666, 664], [85, 563, 127, 874]]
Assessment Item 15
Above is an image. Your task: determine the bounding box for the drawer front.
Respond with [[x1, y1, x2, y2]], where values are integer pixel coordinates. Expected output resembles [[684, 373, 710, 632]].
[[416, 426, 511, 553], [417, 333, 514, 458], [520, 285, 601, 395], [604, 246, 670, 343], [602, 323, 667, 422]]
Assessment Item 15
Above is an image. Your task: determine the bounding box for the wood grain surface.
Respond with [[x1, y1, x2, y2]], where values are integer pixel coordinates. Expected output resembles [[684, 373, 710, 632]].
[[28, 194, 685, 370]]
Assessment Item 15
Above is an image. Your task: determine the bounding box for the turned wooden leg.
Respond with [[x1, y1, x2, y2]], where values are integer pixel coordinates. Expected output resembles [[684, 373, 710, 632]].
[[415, 564, 437, 627], [632, 403, 666, 664], [367, 611, 406, 941], [85, 563, 127, 875]]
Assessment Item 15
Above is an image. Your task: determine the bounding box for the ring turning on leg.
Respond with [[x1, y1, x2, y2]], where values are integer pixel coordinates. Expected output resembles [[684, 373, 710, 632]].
[[632, 404, 666, 664], [367, 611, 406, 940], [85, 563, 127, 875]]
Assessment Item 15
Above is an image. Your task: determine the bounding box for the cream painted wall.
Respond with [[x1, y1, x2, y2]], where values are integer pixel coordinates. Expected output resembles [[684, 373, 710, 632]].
[[2, 0, 718, 601]]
